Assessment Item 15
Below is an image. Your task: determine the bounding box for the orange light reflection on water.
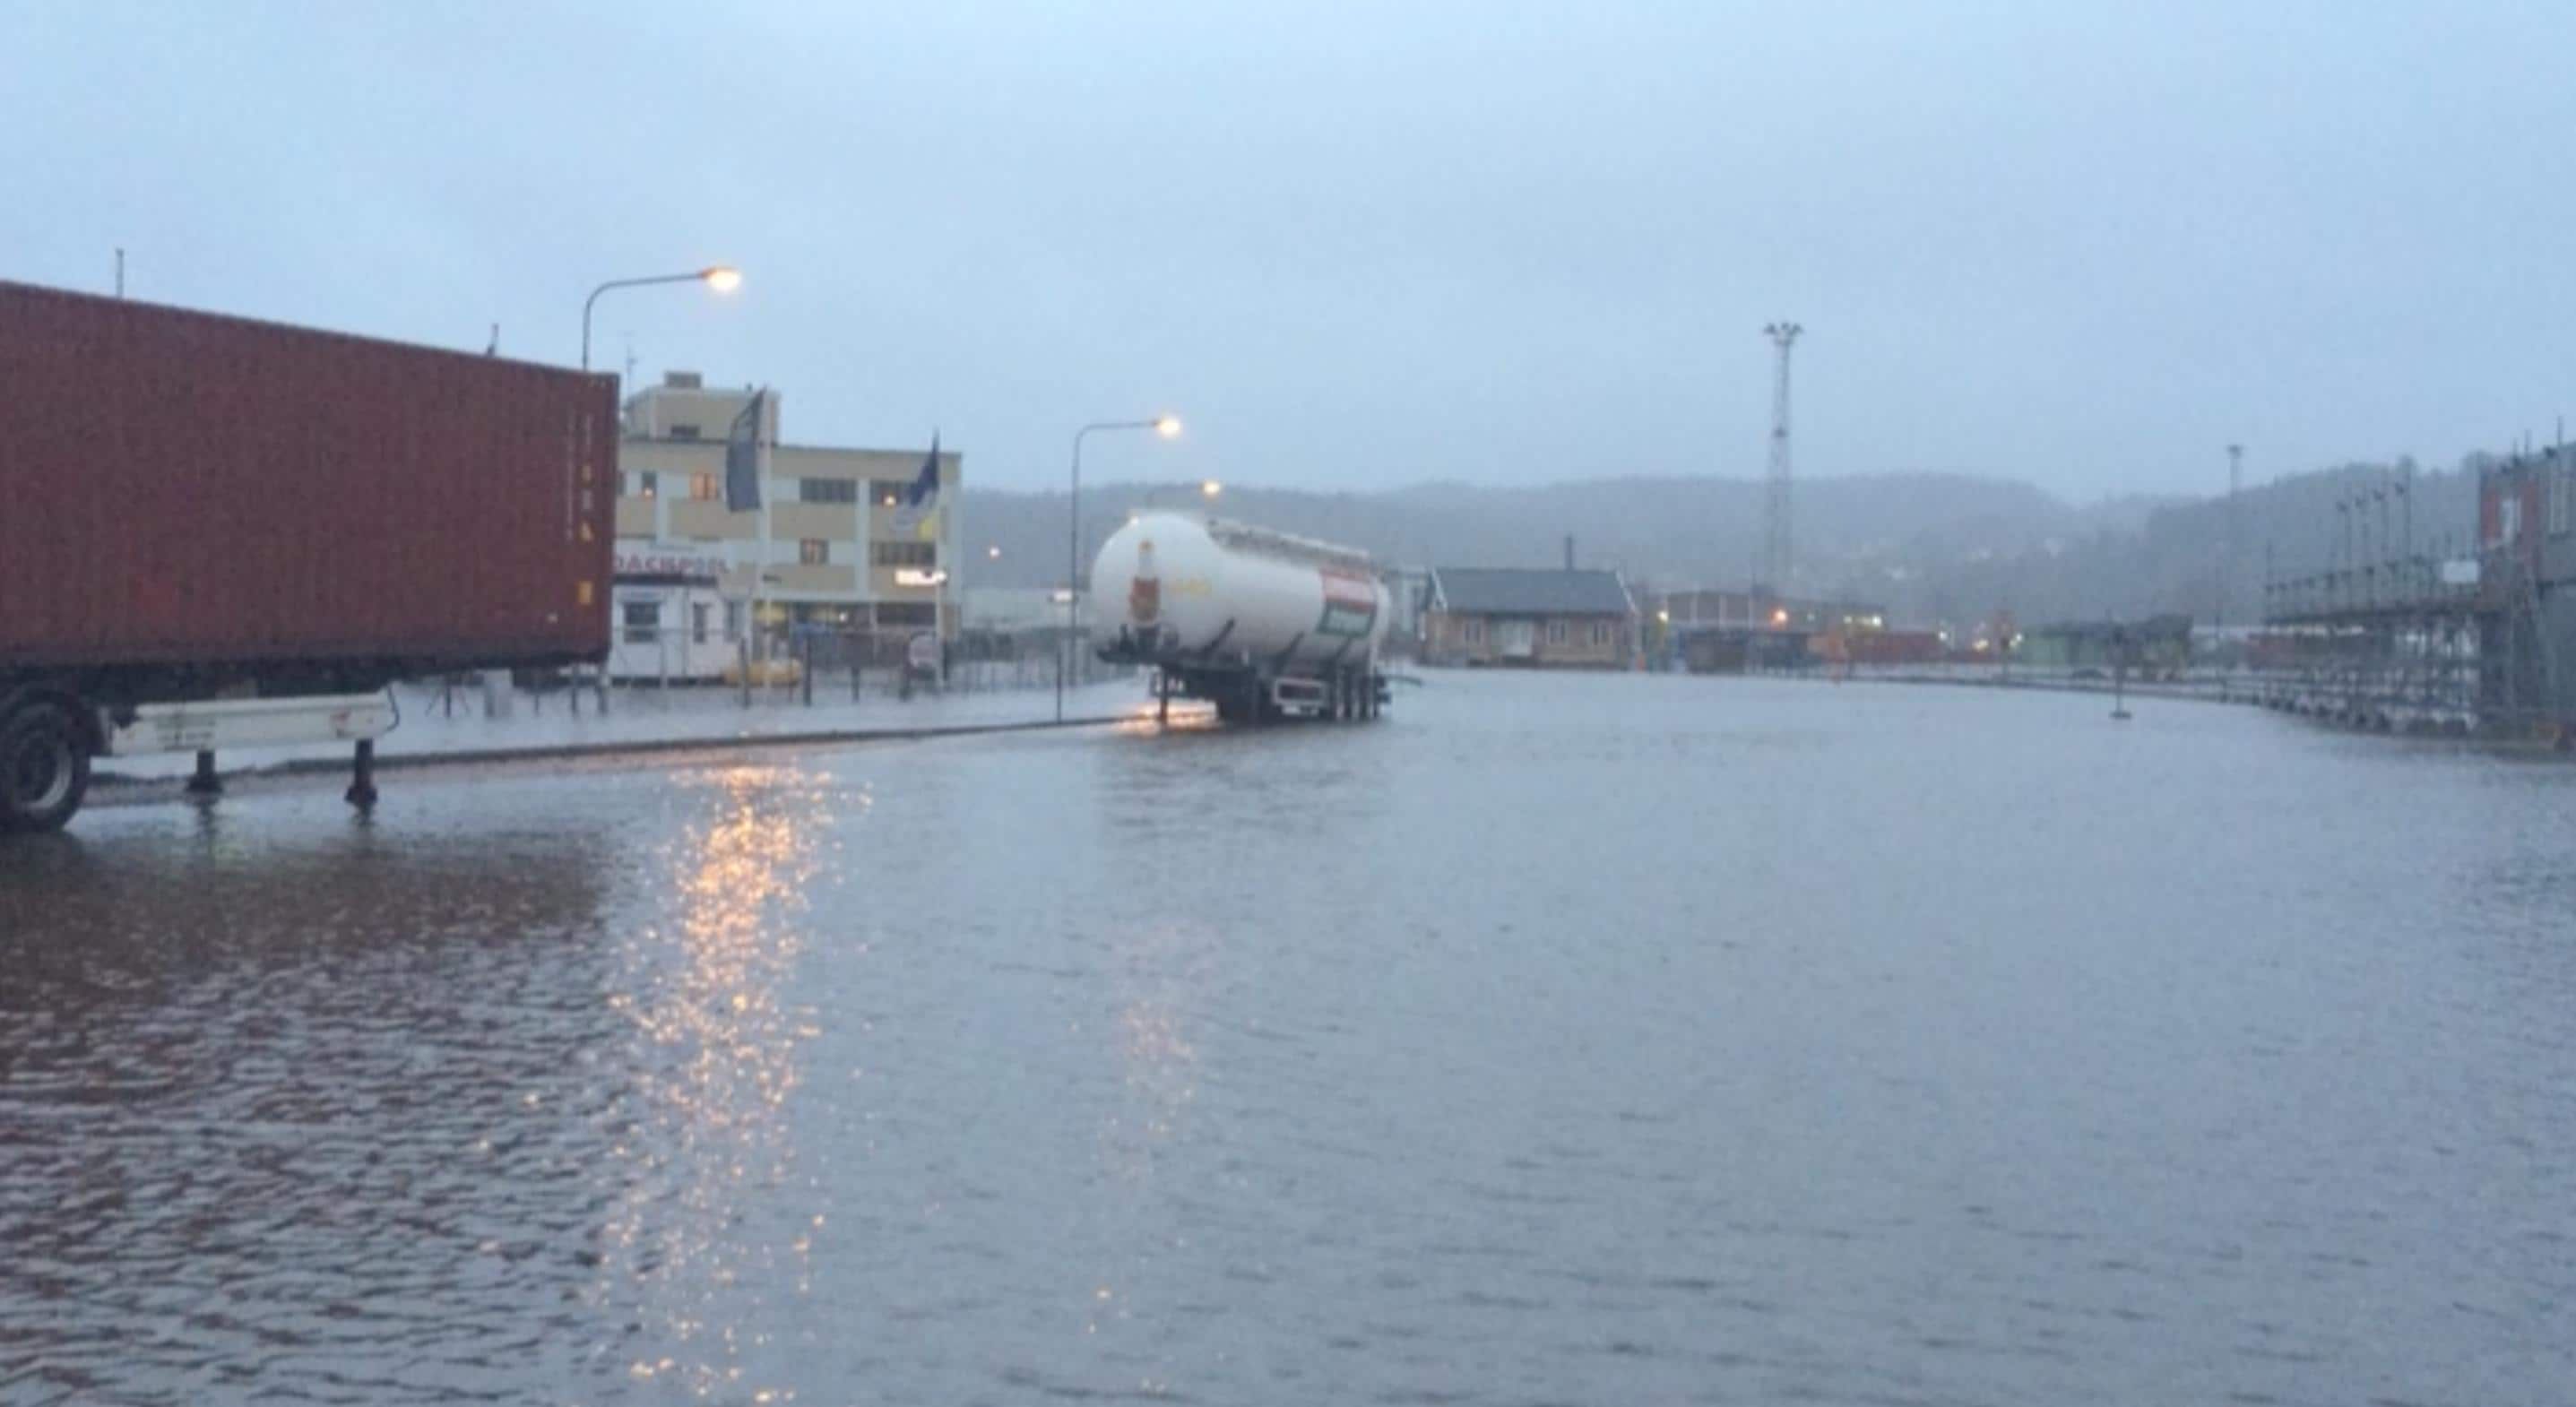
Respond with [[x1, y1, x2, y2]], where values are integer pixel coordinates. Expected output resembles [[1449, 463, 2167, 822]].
[[596, 761, 827, 1404]]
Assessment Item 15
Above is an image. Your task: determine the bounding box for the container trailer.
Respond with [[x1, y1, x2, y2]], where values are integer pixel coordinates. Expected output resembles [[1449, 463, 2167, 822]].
[[0, 280, 616, 832]]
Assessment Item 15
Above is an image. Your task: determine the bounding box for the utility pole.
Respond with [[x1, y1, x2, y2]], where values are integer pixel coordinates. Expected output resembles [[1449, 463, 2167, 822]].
[[1762, 323, 1802, 600], [2219, 444, 2243, 636]]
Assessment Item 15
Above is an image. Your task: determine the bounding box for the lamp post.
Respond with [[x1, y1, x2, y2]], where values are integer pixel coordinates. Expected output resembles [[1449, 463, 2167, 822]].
[[1060, 416, 1180, 721], [581, 265, 739, 371]]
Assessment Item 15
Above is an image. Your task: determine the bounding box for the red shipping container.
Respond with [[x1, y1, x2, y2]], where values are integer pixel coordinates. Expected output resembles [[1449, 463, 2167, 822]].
[[0, 281, 614, 677]]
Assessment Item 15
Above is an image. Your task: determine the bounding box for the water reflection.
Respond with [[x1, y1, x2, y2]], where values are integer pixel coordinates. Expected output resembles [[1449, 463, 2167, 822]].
[[592, 762, 827, 1403]]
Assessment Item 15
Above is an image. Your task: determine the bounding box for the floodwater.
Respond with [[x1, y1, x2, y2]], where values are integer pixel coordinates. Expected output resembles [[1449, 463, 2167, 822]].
[[4, 672, 2571, 1405]]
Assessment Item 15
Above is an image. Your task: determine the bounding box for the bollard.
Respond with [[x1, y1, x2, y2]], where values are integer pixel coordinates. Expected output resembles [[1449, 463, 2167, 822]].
[[186, 749, 222, 797]]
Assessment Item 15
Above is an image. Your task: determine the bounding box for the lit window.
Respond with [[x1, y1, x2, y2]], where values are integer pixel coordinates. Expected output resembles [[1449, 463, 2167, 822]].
[[800, 539, 828, 565], [637, 470, 658, 500], [689, 472, 719, 501]]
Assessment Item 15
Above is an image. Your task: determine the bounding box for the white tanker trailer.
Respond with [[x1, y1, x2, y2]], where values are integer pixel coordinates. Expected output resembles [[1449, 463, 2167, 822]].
[[1091, 511, 1392, 722]]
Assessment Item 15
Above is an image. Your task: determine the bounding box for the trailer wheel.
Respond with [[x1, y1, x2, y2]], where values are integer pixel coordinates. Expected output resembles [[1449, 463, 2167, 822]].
[[0, 700, 91, 833]]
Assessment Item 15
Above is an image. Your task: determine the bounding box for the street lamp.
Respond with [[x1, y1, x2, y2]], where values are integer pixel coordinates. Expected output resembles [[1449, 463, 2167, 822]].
[[1062, 415, 1181, 721], [1140, 478, 1223, 511], [581, 265, 740, 371]]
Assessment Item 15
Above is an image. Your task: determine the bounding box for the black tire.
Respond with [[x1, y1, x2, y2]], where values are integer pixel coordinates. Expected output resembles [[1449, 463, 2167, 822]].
[[1, 702, 91, 834]]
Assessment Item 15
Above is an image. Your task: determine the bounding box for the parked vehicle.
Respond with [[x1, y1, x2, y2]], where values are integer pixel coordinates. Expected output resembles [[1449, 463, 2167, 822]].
[[0, 281, 616, 833], [1090, 510, 1391, 721]]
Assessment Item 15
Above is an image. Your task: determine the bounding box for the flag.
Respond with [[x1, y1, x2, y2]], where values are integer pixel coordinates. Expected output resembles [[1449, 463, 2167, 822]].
[[723, 389, 766, 513], [903, 432, 940, 506], [913, 503, 942, 543]]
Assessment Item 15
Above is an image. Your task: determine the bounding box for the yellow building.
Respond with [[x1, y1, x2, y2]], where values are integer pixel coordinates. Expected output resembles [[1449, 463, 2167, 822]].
[[612, 373, 960, 664]]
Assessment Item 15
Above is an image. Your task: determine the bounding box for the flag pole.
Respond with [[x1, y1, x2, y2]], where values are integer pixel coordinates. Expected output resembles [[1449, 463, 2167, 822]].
[[756, 393, 772, 680], [938, 441, 954, 688]]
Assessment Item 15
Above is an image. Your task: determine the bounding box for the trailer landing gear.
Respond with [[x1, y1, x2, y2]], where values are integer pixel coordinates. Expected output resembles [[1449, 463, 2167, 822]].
[[345, 739, 378, 809]]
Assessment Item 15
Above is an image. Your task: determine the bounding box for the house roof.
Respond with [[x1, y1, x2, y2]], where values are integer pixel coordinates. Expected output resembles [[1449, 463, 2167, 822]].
[[1431, 567, 1634, 616]]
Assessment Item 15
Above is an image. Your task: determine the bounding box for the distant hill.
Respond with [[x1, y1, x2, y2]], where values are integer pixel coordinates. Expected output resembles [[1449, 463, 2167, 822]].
[[958, 460, 2490, 632]]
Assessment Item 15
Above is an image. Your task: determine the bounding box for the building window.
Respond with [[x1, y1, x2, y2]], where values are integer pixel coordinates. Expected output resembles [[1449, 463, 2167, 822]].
[[691, 602, 711, 643], [636, 470, 658, 500], [872, 540, 937, 567], [1464, 618, 1485, 645], [724, 601, 746, 641], [1591, 620, 1612, 646], [621, 600, 660, 645], [800, 539, 829, 565], [688, 471, 719, 501], [669, 424, 701, 441], [2554, 460, 2572, 537], [1547, 619, 1568, 645], [876, 480, 906, 508], [800, 477, 859, 505], [877, 601, 935, 627]]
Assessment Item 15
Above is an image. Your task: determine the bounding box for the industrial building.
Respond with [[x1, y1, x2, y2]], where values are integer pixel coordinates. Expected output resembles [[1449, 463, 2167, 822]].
[[1649, 589, 1891, 672], [611, 374, 959, 679], [1422, 567, 1638, 669], [2016, 617, 2193, 677]]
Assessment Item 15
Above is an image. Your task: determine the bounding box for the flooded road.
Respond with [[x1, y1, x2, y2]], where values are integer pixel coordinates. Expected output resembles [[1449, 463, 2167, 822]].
[[4, 673, 2572, 1404]]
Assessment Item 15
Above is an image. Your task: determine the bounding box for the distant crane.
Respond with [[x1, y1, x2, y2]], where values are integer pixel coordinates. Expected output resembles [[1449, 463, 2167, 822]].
[[1762, 322, 1802, 598]]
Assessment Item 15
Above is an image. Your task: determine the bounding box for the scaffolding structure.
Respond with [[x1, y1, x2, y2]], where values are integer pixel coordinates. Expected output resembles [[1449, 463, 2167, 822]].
[[2260, 457, 2563, 735]]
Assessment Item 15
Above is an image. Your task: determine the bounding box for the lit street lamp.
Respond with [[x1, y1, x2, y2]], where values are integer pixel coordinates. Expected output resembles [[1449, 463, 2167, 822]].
[[581, 265, 740, 371], [1141, 478, 1222, 510], [1061, 415, 1180, 721]]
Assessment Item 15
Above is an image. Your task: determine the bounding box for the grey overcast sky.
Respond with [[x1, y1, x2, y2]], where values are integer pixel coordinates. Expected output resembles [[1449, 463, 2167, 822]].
[[5, 2, 2572, 496]]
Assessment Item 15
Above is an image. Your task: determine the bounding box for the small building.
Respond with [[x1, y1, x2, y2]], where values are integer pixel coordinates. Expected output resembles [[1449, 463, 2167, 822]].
[[1423, 567, 1637, 669], [2018, 616, 2193, 677], [1650, 589, 1889, 673]]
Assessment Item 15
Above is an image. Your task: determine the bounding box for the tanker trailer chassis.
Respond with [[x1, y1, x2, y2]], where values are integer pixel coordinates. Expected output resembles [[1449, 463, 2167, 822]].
[[1144, 648, 1388, 725]]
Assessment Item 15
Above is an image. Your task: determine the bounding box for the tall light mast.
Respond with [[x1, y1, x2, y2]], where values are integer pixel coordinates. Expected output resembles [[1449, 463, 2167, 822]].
[[1762, 323, 1802, 598]]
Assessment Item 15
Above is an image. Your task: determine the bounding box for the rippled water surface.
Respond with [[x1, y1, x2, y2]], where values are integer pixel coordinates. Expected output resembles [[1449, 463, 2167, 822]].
[[4, 673, 2572, 1404]]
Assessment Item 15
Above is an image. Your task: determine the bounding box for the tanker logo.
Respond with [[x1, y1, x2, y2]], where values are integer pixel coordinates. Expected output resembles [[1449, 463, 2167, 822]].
[[1128, 539, 1162, 625], [1317, 568, 1378, 637]]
